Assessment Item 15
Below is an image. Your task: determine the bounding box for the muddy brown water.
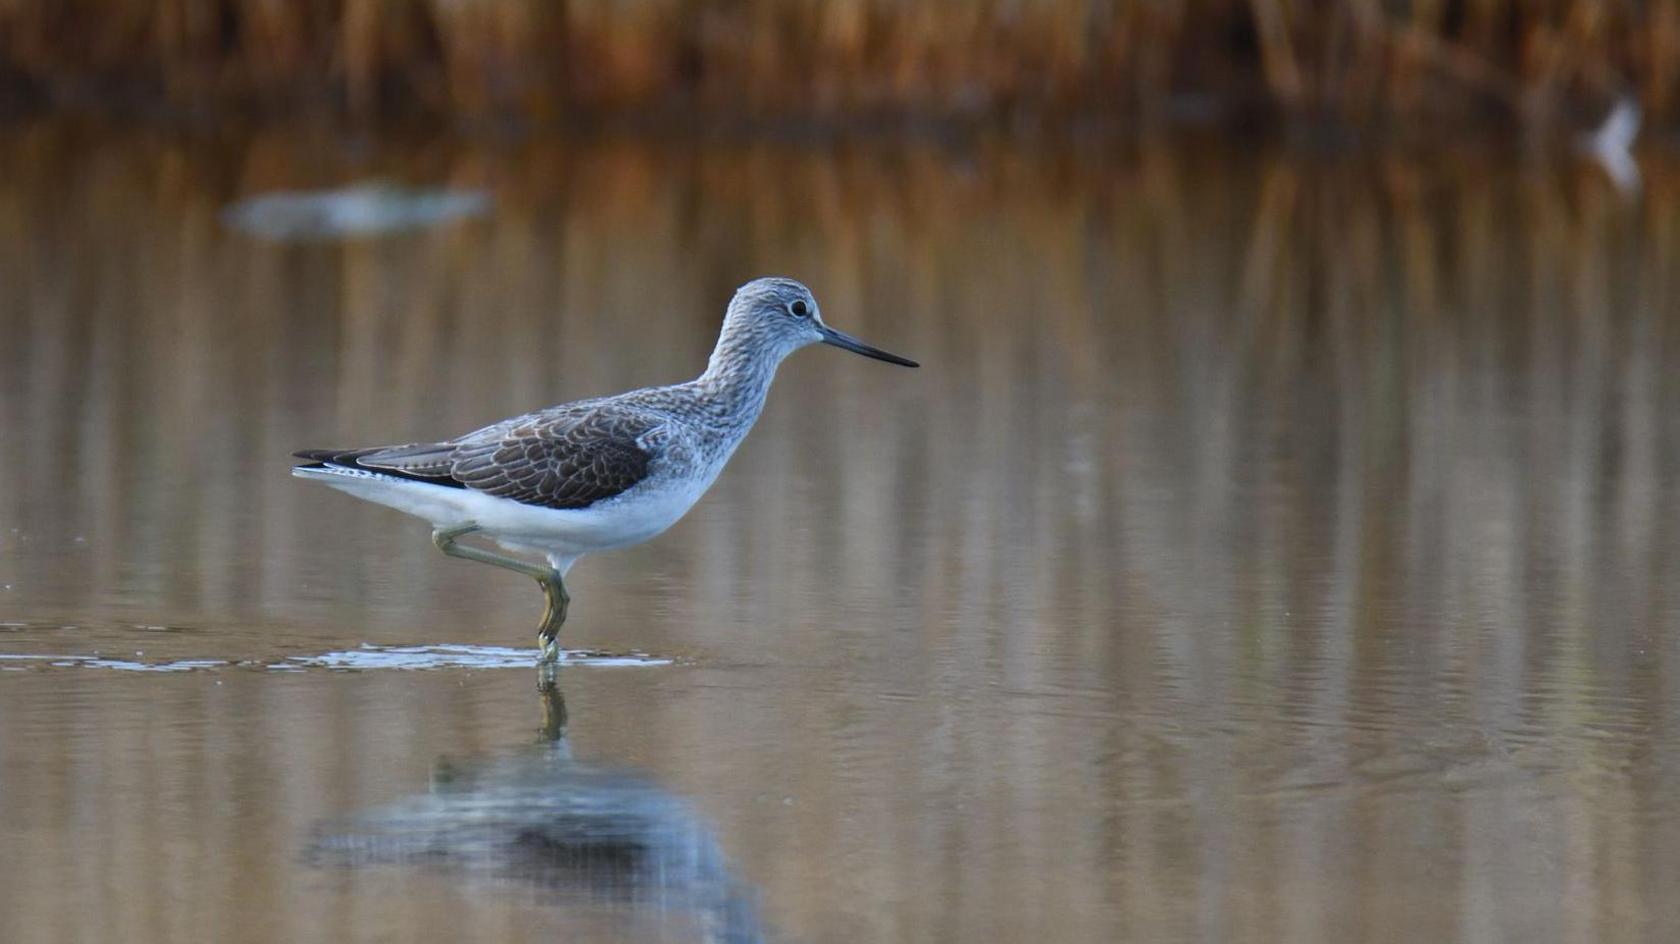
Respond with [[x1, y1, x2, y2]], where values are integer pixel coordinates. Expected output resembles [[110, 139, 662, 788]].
[[2, 124, 1679, 943]]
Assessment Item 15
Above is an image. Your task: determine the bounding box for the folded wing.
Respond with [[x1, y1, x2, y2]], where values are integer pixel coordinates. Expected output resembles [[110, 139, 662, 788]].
[[294, 406, 658, 511]]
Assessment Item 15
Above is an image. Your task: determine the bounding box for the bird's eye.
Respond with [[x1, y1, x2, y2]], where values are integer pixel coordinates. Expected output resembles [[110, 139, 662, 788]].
[[788, 300, 810, 318]]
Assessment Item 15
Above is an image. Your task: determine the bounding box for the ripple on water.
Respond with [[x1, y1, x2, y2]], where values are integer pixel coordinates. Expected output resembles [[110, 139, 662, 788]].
[[0, 644, 671, 673], [0, 653, 227, 672], [274, 644, 672, 671]]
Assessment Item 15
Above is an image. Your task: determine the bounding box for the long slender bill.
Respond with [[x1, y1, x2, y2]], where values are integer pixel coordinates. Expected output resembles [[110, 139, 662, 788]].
[[818, 325, 919, 367]]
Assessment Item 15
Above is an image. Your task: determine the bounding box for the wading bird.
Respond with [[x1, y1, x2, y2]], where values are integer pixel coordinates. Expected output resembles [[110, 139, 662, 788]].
[[293, 277, 917, 663]]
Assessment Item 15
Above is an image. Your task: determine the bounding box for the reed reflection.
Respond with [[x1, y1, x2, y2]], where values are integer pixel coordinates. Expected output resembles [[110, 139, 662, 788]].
[[2, 122, 1680, 942], [308, 672, 764, 944]]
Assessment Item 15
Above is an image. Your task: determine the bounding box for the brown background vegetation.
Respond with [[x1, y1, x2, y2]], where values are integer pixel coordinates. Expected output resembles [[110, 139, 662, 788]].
[[0, 1, 1669, 126]]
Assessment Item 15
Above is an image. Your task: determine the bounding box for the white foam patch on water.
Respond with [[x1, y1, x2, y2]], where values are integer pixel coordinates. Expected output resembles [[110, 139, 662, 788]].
[[281, 644, 670, 671]]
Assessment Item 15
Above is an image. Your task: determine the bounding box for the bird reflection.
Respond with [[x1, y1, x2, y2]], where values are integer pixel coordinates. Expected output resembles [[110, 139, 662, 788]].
[[308, 672, 764, 943]]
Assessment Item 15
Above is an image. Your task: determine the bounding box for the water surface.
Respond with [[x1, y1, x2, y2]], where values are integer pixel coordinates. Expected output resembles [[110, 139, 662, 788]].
[[2, 124, 1679, 942]]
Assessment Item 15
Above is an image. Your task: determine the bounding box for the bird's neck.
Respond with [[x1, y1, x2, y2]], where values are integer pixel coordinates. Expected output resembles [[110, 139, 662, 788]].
[[694, 328, 782, 428]]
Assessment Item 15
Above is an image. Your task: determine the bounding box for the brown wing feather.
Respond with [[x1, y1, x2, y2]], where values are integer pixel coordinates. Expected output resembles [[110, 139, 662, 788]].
[[338, 407, 655, 511], [291, 446, 465, 488], [298, 403, 660, 511], [448, 410, 654, 510]]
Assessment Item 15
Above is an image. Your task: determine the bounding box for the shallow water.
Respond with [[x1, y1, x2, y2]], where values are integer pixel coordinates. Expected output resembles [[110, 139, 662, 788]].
[[2, 123, 1680, 942]]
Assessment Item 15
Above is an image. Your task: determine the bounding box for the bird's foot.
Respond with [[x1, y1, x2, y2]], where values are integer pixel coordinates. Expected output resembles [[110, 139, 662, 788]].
[[536, 634, 562, 665]]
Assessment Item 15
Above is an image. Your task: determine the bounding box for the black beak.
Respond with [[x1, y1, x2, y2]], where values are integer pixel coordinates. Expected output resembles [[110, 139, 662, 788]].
[[818, 324, 919, 368]]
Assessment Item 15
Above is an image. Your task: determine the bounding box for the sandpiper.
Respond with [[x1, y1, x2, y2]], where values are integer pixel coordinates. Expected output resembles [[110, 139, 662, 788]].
[[293, 277, 917, 662]]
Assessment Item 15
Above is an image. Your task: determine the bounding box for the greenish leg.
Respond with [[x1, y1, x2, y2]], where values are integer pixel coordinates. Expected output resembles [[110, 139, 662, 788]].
[[432, 522, 570, 665], [535, 570, 570, 664]]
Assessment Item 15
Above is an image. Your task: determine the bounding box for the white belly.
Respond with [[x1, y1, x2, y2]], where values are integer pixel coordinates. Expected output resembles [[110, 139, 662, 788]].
[[292, 465, 714, 561]]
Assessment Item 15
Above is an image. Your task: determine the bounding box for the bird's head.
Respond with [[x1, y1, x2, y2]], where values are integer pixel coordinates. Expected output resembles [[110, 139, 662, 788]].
[[722, 277, 919, 368]]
